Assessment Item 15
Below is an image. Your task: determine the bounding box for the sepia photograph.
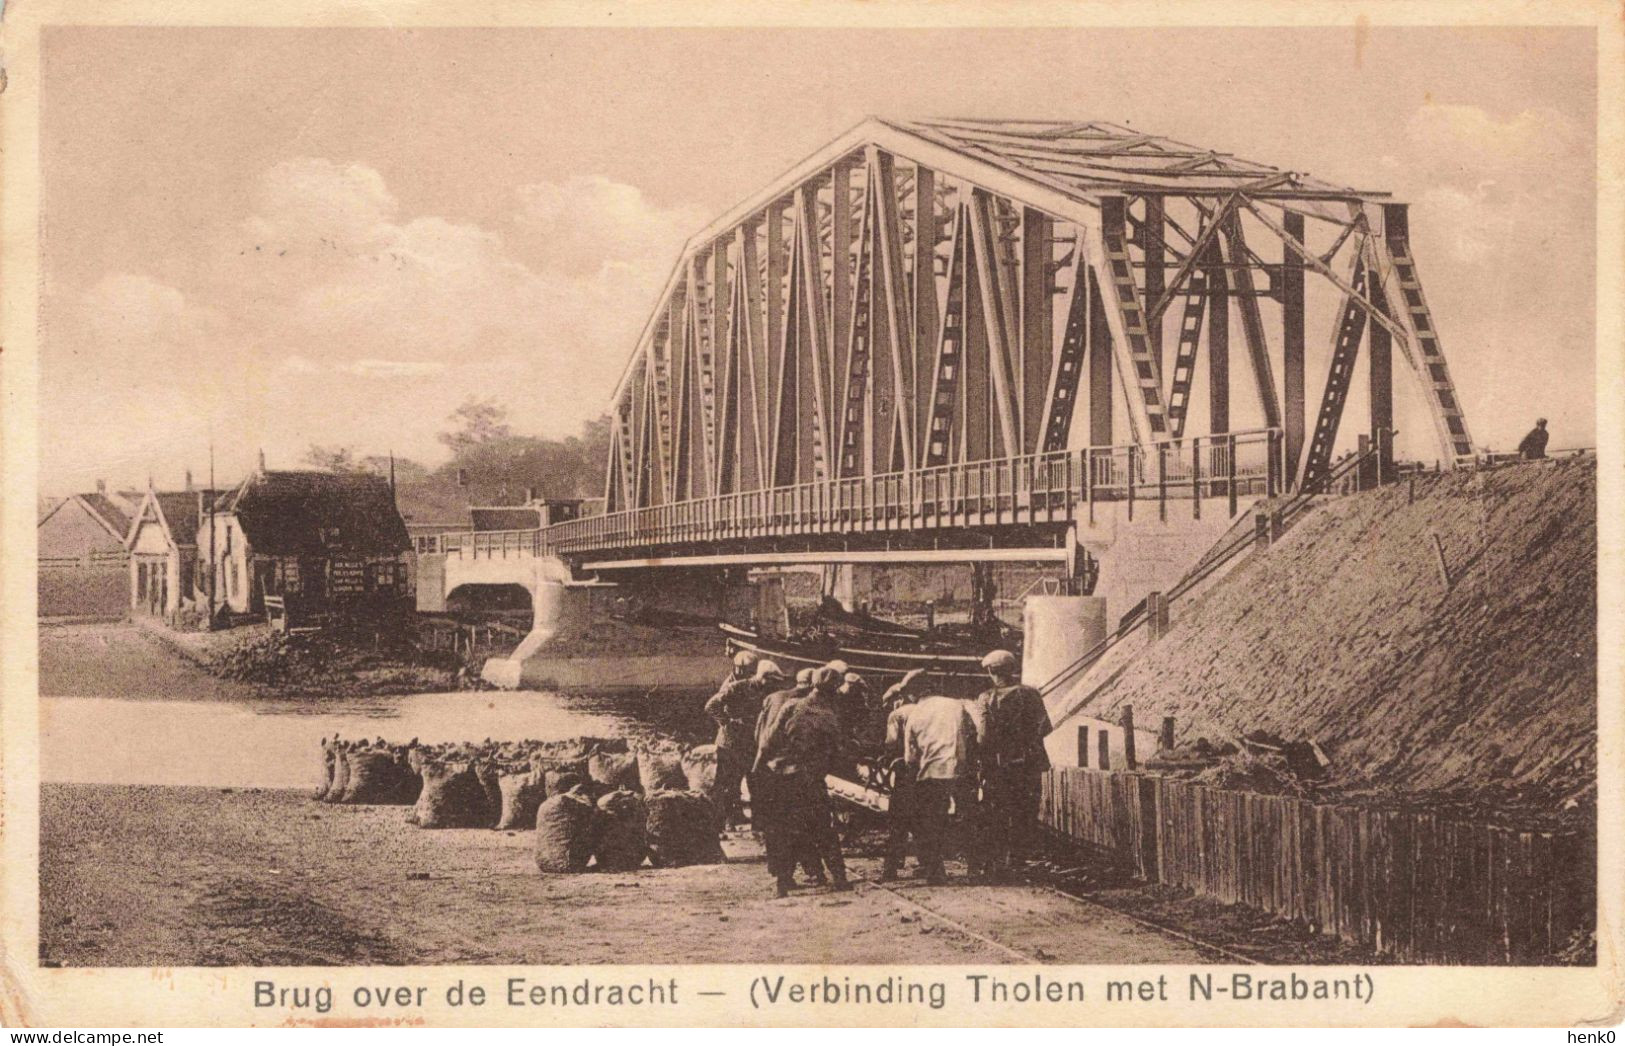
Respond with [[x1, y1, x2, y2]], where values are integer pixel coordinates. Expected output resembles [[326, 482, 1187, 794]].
[[2, 1, 1620, 1030]]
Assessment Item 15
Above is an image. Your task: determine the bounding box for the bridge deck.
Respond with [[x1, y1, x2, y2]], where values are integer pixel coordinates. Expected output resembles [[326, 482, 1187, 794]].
[[422, 429, 1283, 564]]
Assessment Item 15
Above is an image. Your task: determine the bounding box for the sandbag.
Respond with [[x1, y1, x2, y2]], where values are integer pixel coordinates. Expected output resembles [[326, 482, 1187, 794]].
[[495, 767, 547, 830], [643, 790, 724, 868], [412, 761, 491, 829], [534, 792, 600, 873], [588, 750, 642, 793], [341, 750, 415, 805], [315, 741, 336, 800], [530, 739, 591, 767], [545, 769, 589, 800], [324, 744, 352, 804], [473, 761, 503, 826], [593, 789, 648, 872], [636, 747, 688, 793], [585, 736, 630, 755], [679, 744, 719, 796]]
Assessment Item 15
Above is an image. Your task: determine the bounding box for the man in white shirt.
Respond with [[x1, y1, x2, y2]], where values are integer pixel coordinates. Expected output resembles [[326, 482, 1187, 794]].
[[900, 691, 980, 884]]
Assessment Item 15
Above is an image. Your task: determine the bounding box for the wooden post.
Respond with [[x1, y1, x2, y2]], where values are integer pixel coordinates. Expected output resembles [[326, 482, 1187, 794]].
[[1121, 704, 1137, 769], [1077, 725, 1089, 768], [1160, 715, 1176, 752], [1097, 729, 1111, 771]]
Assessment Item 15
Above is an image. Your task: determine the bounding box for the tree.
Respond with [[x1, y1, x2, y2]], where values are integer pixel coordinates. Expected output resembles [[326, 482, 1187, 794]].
[[439, 397, 514, 455], [360, 455, 430, 484], [303, 444, 360, 472]]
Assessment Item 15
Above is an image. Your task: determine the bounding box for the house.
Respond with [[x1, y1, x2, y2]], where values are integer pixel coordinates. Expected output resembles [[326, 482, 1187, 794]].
[[125, 485, 220, 619], [201, 469, 411, 618], [468, 497, 591, 532], [37, 482, 139, 617]]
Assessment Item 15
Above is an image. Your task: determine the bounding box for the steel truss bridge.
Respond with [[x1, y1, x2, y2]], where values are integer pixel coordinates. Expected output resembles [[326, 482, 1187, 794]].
[[441, 118, 1475, 572]]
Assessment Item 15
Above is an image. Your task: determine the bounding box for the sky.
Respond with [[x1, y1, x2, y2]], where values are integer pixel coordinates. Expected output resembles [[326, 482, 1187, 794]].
[[38, 25, 1597, 495]]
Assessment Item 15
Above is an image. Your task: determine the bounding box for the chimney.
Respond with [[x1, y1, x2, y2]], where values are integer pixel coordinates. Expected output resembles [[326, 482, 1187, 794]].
[[184, 469, 194, 492], [95, 479, 106, 495], [257, 449, 267, 474]]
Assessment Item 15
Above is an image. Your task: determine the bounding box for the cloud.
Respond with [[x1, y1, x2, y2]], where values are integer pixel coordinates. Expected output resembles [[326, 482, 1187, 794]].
[[242, 158, 399, 250], [76, 273, 225, 359], [44, 158, 705, 487], [1414, 184, 1519, 264], [515, 174, 705, 281], [1405, 104, 1581, 171]]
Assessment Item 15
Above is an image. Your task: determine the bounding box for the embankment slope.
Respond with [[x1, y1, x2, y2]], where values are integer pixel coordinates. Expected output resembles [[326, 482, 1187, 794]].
[[1086, 458, 1597, 808]]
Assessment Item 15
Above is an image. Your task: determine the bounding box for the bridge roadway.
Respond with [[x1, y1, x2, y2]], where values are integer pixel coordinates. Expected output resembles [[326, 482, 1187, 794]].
[[422, 428, 1283, 572]]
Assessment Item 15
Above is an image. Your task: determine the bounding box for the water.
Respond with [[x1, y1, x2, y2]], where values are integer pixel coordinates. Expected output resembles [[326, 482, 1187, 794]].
[[41, 689, 712, 790]]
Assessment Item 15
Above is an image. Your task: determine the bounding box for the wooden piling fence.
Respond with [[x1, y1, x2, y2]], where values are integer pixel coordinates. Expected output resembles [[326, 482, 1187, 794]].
[[1039, 768, 1593, 963]]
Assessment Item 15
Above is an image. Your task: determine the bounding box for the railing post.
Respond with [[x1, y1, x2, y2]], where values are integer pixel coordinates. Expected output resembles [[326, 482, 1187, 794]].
[[1121, 704, 1137, 770], [1191, 439, 1202, 521], [1085, 449, 1095, 524], [1157, 443, 1167, 522], [1267, 428, 1281, 497], [1126, 445, 1136, 522], [1227, 432, 1239, 518]]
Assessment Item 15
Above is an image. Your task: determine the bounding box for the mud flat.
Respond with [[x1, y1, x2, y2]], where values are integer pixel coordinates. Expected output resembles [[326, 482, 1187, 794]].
[[41, 783, 1222, 967]]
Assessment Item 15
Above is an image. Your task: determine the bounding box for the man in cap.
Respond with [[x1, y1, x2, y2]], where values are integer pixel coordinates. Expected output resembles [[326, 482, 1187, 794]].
[[705, 650, 768, 829], [877, 669, 927, 881], [1518, 418, 1550, 460], [974, 649, 1053, 881], [750, 661, 826, 889], [898, 686, 980, 884], [755, 663, 851, 896]]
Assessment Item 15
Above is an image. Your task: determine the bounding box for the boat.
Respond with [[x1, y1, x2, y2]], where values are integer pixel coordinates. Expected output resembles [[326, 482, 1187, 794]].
[[718, 618, 1020, 698]]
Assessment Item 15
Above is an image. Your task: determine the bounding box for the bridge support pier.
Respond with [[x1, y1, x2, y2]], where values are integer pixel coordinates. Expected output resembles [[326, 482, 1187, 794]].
[[1022, 596, 1107, 691], [481, 576, 596, 689]]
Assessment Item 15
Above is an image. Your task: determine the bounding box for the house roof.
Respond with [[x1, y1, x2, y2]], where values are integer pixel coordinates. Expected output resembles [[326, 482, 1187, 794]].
[[39, 492, 135, 541], [213, 470, 410, 556], [125, 489, 227, 550], [470, 506, 542, 532]]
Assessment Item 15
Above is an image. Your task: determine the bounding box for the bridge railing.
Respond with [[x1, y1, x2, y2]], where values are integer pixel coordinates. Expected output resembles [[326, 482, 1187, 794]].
[[517, 428, 1282, 559]]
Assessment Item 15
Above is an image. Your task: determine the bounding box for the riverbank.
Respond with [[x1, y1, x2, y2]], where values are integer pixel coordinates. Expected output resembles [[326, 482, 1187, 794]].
[[40, 783, 1225, 967]]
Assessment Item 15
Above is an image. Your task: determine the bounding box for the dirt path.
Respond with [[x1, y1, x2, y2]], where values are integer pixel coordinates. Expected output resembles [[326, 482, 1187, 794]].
[[41, 784, 1211, 967], [39, 621, 262, 701]]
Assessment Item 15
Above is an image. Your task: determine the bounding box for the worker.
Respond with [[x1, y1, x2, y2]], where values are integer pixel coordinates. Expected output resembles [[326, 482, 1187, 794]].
[[1518, 418, 1550, 460], [722, 648, 760, 687], [834, 671, 873, 760], [898, 689, 980, 884], [877, 669, 926, 881], [751, 661, 826, 889], [974, 649, 1052, 881], [755, 663, 851, 896], [705, 650, 767, 829]]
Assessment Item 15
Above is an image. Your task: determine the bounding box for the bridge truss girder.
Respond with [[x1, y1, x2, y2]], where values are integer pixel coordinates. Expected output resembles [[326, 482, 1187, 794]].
[[605, 119, 1475, 512]]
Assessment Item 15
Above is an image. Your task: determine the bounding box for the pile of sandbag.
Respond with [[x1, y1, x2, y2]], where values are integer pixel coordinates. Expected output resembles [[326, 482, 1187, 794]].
[[308, 732, 728, 873], [316, 736, 419, 805]]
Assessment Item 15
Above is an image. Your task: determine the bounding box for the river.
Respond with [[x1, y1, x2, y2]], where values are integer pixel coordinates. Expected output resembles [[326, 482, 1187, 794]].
[[39, 623, 714, 789]]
